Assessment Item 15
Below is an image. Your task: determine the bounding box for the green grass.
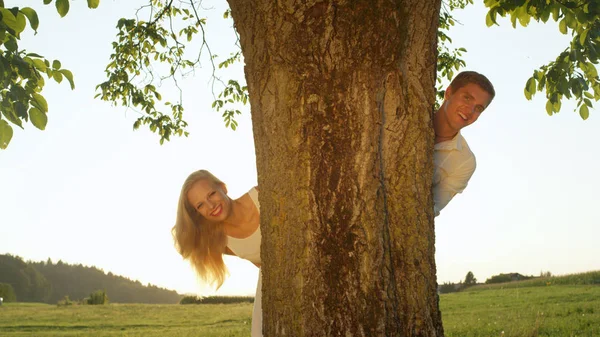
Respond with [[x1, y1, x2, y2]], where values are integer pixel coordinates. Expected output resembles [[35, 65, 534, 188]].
[[1, 281, 599, 336], [0, 302, 253, 336], [441, 285, 600, 337]]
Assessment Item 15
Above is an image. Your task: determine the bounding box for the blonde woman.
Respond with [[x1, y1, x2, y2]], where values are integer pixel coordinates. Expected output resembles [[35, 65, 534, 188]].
[[172, 170, 262, 336]]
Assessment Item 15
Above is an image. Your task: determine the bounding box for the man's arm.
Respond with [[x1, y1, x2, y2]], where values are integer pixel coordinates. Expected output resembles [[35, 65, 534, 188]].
[[433, 157, 476, 217]]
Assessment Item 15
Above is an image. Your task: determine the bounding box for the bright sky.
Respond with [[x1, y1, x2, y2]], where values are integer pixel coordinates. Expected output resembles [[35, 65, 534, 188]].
[[0, 1, 598, 297]]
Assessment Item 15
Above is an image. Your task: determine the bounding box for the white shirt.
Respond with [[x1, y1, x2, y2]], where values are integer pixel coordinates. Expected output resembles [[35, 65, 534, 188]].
[[226, 187, 261, 264], [433, 132, 476, 217]]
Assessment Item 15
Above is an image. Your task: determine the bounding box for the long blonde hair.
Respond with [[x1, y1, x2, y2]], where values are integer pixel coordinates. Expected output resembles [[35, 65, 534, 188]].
[[172, 170, 228, 288]]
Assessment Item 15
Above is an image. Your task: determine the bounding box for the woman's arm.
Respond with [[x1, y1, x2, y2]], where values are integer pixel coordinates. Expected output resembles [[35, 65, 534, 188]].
[[251, 185, 259, 268]]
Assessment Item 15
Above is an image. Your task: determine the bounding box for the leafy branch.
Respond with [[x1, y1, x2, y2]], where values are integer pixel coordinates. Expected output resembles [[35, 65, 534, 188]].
[[485, 0, 600, 119], [0, 0, 98, 149], [96, 0, 248, 144]]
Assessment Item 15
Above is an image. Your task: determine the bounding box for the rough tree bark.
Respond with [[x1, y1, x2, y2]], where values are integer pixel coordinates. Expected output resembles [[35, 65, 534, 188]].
[[227, 1, 443, 335]]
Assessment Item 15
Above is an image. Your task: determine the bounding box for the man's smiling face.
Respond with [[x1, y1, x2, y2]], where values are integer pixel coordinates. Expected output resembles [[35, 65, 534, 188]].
[[441, 82, 493, 133]]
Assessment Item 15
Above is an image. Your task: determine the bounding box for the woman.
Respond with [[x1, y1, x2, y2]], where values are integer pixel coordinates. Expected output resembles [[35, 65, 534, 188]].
[[172, 170, 262, 336]]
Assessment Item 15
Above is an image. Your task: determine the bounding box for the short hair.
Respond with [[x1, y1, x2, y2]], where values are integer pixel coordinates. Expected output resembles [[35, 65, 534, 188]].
[[449, 71, 495, 100]]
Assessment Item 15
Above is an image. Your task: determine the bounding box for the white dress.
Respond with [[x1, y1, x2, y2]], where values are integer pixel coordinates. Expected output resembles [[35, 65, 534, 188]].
[[226, 187, 262, 337]]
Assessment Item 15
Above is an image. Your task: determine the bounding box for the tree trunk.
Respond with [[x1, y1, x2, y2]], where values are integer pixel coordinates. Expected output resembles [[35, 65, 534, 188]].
[[227, 1, 442, 335]]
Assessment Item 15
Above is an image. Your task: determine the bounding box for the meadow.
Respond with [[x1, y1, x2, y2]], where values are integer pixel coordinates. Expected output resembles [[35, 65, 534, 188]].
[[1, 273, 599, 336], [0, 302, 252, 336]]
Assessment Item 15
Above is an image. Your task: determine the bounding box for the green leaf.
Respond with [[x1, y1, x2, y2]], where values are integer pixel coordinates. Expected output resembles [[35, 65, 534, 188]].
[[579, 104, 589, 120], [0, 119, 14, 149], [572, 79, 582, 97], [55, 0, 70, 17], [14, 102, 27, 119], [564, 11, 576, 30], [559, 18, 567, 34], [540, 8, 551, 22], [2, 106, 23, 128], [525, 78, 536, 100], [20, 7, 39, 32], [553, 99, 562, 112], [588, 42, 599, 63], [29, 107, 48, 130], [59, 69, 75, 89], [546, 100, 553, 116], [485, 12, 494, 27], [32, 93, 48, 113], [551, 6, 560, 21], [524, 87, 532, 100], [510, 12, 517, 28], [87, 0, 100, 9], [15, 13, 27, 34], [585, 62, 598, 78], [53, 71, 63, 83], [32, 58, 47, 71], [4, 37, 18, 52], [52, 60, 61, 69], [517, 8, 530, 27], [1, 8, 19, 32], [43, 0, 52, 4], [538, 75, 546, 91], [579, 30, 588, 46]]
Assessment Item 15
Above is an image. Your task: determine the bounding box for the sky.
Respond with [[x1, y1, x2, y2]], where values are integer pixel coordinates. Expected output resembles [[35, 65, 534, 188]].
[[0, 1, 598, 297]]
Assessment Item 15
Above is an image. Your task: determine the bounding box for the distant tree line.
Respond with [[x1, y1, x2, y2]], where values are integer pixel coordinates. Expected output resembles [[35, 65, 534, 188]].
[[438, 271, 538, 294], [438, 271, 478, 294], [0, 254, 181, 304]]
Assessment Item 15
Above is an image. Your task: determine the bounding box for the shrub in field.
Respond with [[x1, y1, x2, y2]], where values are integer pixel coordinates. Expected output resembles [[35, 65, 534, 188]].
[[0, 282, 17, 302], [438, 282, 461, 294], [485, 272, 533, 284], [179, 295, 254, 304], [201, 296, 254, 304], [87, 290, 109, 305], [57, 295, 73, 306], [180, 295, 203, 304]]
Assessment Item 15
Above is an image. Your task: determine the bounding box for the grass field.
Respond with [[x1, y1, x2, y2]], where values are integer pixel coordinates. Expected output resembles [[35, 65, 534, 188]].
[[441, 285, 599, 337], [0, 302, 252, 336], [1, 283, 599, 336]]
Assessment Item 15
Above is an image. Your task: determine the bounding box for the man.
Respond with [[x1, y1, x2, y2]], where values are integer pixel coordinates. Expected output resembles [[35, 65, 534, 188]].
[[433, 71, 495, 216]]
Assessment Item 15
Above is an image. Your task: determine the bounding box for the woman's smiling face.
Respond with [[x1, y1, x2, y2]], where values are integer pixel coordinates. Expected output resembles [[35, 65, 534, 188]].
[[186, 178, 231, 222]]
